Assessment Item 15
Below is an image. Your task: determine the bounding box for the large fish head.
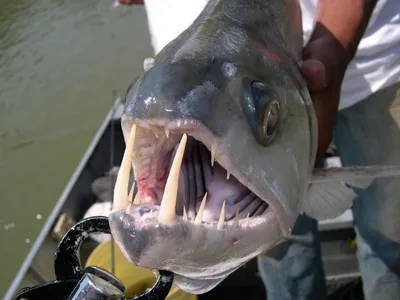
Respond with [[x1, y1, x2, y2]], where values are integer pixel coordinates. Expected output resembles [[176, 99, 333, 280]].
[[109, 0, 318, 294]]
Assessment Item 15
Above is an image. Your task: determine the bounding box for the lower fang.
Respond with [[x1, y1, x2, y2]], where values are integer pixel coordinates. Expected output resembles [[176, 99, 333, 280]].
[[217, 200, 226, 230], [133, 192, 141, 205], [158, 134, 188, 223], [194, 193, 207, 225], [128, 183, 135, 203], [244, 213, 250, 228], [234, 209, 239, 226]]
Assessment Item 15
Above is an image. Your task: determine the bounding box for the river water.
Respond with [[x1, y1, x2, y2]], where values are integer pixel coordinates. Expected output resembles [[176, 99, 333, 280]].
[[0, 0, 152, 296]]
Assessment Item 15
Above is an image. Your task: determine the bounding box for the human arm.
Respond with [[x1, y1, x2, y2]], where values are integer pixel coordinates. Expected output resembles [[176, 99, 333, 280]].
[[300, 0, 379, 166]]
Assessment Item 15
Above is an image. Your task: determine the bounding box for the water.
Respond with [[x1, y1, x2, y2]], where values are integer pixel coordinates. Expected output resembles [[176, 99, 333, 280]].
[[0, 0, 152, 296]]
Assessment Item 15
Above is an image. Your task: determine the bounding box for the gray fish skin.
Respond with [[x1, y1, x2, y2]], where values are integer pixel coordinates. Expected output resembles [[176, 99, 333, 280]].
[[109, 0, 319, 294], [124, 0, 317, 228]]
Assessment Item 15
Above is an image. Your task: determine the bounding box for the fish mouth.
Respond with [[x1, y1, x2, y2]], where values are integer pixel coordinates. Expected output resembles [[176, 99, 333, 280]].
[[108, 116, 283, 294]]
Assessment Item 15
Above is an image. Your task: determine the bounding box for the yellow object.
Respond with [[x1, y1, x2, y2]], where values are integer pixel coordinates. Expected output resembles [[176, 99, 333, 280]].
[[349, 239, 357, 249], [86, 239, 197, 300]]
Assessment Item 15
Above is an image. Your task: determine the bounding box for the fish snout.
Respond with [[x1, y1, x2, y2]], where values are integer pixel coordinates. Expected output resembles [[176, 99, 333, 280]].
[[123, 64, 217, 123]]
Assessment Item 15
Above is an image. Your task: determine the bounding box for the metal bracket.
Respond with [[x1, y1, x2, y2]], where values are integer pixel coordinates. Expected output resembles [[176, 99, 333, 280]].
[[15, 216, 174, 300]]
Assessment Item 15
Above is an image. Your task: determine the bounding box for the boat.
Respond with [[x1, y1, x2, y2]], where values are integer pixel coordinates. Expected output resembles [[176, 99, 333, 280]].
[[5, 99, 363, 300]]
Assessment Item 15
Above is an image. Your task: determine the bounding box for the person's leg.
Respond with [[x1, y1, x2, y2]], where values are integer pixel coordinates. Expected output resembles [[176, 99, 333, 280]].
[[257, 214, 327, 300], [334, 82, 400, 299]]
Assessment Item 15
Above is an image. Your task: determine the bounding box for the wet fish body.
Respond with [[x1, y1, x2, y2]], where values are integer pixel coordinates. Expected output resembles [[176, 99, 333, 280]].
[[109, 0, 400, 294]]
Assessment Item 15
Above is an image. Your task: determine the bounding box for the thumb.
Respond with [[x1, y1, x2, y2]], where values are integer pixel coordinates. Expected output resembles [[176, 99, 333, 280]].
[[299, 59, 327, 93]]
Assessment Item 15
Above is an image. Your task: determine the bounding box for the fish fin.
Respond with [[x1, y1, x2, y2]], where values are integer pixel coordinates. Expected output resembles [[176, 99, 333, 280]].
[[310, 165, 400, 183], [303, 165, 400, 221], [302, 179, 368, 221]]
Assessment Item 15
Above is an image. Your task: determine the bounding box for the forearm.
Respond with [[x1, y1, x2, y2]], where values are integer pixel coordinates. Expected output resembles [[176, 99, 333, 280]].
[[300, 1, 378, 165], [311, 0, 378, 63]]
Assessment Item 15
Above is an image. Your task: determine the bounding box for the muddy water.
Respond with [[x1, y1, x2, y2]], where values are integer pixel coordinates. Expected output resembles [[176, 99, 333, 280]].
[[0, 0, 152, 296]]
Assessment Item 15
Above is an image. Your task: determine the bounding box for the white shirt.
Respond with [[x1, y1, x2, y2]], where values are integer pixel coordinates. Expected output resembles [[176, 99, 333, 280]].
[[143, 0, 400, 110], [301, 0, 400, 109]]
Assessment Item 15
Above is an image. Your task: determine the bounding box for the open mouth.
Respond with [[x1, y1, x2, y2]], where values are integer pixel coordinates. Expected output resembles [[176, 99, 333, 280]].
[[114, 116, 274, 228], [109, 116, 282, 294]]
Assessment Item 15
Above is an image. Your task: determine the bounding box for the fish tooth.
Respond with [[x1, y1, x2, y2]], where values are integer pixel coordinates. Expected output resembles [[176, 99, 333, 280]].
[[133, 167, 137, 181], [158, 134, 188, 223], [183, 206, 188, 221], [128, 182, 135, 203], [133, 191, 141, 205], [211, 145, 216, 166], [177, 120, 182, 127], [113, 124, 136, 210], [234, 208, 239, 226], [226, 171, 230, 180], [217, 200, 226, 230], [164, 127, 170, 138], [194, 193, 207, 225], [150, 126, 159, 138], [244, 213, 250, 228]]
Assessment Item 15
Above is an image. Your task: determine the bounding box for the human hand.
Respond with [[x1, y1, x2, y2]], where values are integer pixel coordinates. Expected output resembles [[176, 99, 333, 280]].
[[299, 28, 351, 167]]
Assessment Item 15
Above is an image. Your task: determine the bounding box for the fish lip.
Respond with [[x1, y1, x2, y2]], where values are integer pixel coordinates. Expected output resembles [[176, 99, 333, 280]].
[[120, 115, 291, 235], [108, 205, 282, 294]]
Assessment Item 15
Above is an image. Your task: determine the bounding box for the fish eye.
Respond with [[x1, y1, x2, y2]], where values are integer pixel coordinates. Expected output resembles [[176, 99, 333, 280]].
[[241, 79, 280, 146], [260, 99, 280, 143]]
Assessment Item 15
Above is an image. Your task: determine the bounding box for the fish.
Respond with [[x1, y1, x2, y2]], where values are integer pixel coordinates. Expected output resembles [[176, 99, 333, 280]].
[[108, 0, 400, 295]]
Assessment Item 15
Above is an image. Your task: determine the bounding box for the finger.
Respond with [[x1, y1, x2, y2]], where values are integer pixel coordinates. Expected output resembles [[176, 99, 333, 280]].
[[299, 59, 326, 92], [311, 91, 336, 167]]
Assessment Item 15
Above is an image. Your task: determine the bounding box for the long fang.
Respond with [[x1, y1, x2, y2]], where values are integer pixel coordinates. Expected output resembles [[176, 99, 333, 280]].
[[128, 182, 135, 203], [158, 134, 188, 223], [113, 124, 136, 211], [217, 200, 226, 229]]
